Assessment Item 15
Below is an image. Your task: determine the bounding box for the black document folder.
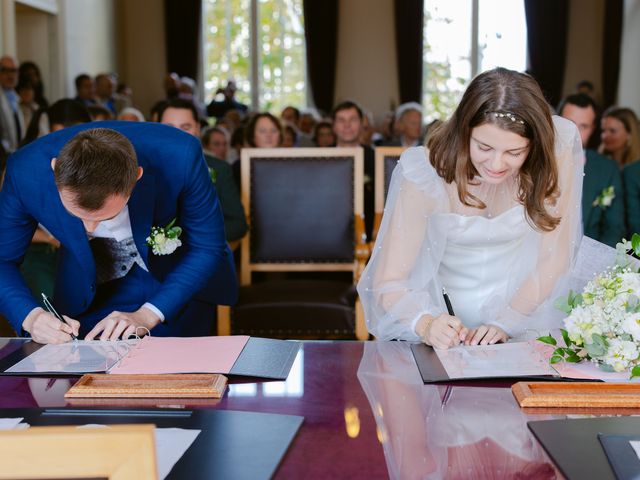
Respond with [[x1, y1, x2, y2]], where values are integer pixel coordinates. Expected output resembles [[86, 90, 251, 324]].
[[410, 342, 563, 384], [0, 337, 301, 380], [528, 416, 640, 480], [0, 407, 303, 480]]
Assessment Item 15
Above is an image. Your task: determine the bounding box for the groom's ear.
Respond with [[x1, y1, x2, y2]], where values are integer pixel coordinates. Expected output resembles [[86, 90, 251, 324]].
[[50, 158, 56, 171], [136, 166, 143, 181]]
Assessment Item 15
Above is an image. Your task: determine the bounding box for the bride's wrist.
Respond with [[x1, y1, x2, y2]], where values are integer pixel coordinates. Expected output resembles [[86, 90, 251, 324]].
[[415, 315, 435, 344]]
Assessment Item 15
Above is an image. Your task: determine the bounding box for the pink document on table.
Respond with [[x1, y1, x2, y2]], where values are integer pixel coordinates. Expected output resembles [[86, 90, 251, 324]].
[[108, 336, 250, 374]]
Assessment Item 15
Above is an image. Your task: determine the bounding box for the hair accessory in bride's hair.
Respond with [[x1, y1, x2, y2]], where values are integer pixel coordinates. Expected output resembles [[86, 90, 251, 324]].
[[486, 110, 525, 125]]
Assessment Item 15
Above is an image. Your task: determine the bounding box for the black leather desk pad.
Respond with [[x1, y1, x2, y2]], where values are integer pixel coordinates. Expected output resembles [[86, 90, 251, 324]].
[[529, 416, 640, 480], [0, 407, 304, 480], [0, 337, 301, 380], [599, 434, 640, 480]]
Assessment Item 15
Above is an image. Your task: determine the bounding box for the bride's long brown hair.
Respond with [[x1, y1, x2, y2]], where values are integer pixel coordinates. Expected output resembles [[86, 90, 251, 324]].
[[427, 67, 559, 232]]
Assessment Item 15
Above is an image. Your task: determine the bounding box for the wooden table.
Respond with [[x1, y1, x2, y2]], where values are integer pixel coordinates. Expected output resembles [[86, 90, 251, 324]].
[[0, 338, 576, 479]]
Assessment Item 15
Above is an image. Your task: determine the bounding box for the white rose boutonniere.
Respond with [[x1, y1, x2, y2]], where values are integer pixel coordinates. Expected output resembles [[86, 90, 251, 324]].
[[146, 218, 182, 255], [592, 185, 615, 209]]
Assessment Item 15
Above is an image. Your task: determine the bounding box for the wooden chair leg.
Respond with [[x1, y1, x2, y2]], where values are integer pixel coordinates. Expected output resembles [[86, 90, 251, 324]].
[[355, 300, 368, 341], [217, 305, 231, 336]]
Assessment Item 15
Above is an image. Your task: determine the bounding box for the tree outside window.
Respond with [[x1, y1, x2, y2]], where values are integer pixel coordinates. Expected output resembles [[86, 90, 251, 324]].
[[203, 0, 306, 114], [423, 0, 527, 123]]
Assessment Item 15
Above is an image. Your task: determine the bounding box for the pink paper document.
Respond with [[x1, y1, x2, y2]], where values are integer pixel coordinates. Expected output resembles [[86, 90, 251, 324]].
[[109, 336, 250, 374]]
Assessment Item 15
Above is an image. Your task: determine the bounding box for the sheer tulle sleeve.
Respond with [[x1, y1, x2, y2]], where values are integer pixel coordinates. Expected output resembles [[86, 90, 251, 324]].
[[357, 147, 450, 341], [490, 116, 584, 337]]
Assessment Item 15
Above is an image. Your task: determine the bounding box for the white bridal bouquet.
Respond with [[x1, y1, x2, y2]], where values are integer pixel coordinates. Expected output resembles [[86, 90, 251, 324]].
[[539, 234, 640, 378]]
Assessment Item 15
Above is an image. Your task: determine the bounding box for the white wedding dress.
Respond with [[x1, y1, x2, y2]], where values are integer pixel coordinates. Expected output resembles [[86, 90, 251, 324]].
[[358, 116, 586, 340]]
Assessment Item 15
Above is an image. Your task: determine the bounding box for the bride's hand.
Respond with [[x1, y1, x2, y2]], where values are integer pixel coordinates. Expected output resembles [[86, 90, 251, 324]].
[[416, 314, 468, 350], [464, 324, 508, 346]]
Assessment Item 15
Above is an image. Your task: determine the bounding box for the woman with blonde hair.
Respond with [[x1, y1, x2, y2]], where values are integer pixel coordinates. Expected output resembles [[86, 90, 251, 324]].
[[599, 106, 640, 167], [358, 67, 584, 349]]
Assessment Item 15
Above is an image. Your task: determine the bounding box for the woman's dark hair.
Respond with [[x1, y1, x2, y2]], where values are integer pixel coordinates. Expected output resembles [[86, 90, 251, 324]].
[[427, 67, 559, 232], [18, 61, 47, 108], [21, 99, 92, 147]]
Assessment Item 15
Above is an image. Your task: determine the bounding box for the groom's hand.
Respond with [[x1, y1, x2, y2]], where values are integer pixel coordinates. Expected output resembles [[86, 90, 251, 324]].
[[85, 307, 160, 341], [22, 307, 80, 344]]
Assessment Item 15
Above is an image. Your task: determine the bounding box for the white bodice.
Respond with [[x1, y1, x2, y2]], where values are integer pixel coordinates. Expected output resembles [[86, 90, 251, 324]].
[[434, 206, 530, 328]]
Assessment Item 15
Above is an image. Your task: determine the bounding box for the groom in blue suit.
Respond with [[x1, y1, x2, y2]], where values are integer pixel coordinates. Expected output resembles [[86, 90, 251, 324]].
[[0, 122, 237, 343]]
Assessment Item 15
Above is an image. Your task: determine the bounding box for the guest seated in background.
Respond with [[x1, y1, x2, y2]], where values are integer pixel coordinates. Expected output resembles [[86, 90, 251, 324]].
[[74, 74, 95, 107], [298, 111, 318, 147], [332, 100, 375, 239], [159, 99, 247, 243], [358, 68, 584, 349], [16, 79, 39, 129], [206, 80, 248, 120], [87, 104, 113, 121], [0, 122, 238, 343], [245, 112, 283, 148], [598, 106, 640, 168], [558, 94, 625, 247], [18, 61, 47, 109], [117, 107, 145, 122], [280, 105, 300, 127], [313, 121, 335, 147], [0, 55, 25, 152], [94, 73, 118, 114], [575, 79, 595, 98], [282, 123, 298, 147], [202, 126, 230, 163], [383, 102, 423, 147]]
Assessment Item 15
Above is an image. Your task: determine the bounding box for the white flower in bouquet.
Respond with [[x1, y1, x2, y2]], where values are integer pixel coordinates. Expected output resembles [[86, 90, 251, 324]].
[[539, 234, 640, 378]]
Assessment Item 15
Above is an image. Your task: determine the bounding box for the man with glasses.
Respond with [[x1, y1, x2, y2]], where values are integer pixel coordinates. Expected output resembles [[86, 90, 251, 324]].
[[0, 56, 25, 152]]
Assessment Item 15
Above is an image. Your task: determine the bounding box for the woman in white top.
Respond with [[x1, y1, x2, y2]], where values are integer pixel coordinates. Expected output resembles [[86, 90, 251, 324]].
[[357, 67, 584, 349]]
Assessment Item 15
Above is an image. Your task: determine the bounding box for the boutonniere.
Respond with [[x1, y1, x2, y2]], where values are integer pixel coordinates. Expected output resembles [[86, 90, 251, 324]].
[[592, 185, 615, 209], [208, 166, 217, 183], [146, 218, 182, 255]]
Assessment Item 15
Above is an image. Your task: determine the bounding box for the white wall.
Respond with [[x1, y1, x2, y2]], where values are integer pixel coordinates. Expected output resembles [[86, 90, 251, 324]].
[[618, 0, 640, 113], [334, 0, 399, 121], [58, 0, 117, 98]]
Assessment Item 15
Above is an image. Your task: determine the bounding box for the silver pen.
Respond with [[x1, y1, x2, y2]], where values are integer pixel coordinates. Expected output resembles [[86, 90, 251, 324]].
[[41, 293, 77, 341]]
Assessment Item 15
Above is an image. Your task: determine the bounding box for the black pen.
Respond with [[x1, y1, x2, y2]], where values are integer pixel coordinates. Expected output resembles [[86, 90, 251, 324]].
[[442, 287, 455, 316], [41, 292, 77, 341]]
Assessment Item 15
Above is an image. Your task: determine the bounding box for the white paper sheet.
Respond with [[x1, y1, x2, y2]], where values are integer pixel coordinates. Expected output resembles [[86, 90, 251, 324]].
[[630, 441, 640, 459], [0, 418, 24, 430], [61, 424, 200, 480], [155, 428, 201, 479], [5, 340, 137, 374], [434, 341, 558, 379]]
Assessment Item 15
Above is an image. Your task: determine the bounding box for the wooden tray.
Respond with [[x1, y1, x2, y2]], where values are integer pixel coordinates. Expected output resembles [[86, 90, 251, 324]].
[[64, 373, 227, 399], [512, 381, 640, 408]]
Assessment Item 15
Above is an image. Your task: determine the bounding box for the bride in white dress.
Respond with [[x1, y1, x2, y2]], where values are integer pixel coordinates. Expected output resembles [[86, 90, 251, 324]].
[[357, 68, 584, 349]]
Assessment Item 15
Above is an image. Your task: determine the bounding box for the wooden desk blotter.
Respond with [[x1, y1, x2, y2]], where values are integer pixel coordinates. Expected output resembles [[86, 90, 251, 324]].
[[512, 381, 640, 408], [64, 373, 227, 399]]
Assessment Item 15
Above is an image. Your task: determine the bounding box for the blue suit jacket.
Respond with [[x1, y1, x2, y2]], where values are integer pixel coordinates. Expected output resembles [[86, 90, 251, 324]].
[[0, 121, 238, 333]]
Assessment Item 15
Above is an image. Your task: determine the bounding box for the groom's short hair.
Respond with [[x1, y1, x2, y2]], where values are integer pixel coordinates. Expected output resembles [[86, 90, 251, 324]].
[[54, 128, 139, 210]]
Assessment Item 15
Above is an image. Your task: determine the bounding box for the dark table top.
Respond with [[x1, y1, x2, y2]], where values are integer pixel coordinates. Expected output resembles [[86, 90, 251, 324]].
[[0, 338, 578, 479]]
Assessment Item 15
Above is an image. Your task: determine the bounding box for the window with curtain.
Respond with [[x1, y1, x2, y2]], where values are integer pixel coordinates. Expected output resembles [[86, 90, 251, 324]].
[[423, 0, 528, 122], [203, 0, 306, 113]]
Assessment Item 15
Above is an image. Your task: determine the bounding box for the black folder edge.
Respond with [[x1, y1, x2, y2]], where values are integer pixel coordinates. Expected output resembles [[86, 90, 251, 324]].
[[526, 417, 640, 480], [598, 434, 640, 480], [409, 342, 593, 384], [0, 337, 301, 381], [0, 407, 304, 480]]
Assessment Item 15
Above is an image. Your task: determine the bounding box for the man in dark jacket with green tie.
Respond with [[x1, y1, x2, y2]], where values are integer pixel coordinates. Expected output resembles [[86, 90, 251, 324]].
[[559, 94, 625, 247]]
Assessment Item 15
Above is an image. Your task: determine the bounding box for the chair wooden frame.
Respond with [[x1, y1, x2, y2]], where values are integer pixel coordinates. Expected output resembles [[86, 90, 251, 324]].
[[372, 146, 406, 243], [0, 424, 157, 479], [218, 147, 370, 340]]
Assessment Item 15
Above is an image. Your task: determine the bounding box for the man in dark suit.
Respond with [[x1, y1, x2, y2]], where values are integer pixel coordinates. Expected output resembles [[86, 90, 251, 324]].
[[559, 94, 625, 247], [0, 122, 237, 343]]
